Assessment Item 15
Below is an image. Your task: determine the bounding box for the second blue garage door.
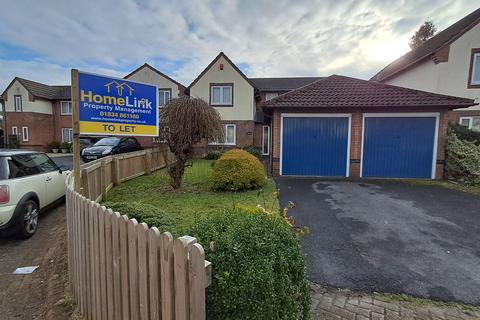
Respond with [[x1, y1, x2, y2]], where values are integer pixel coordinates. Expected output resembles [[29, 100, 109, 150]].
[[282, 116, 350, 176], [362, 116, 437, 179]]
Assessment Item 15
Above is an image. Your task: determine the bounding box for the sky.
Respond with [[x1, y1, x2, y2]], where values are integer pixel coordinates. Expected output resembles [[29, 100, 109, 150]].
[[0, 0, 478, 91]]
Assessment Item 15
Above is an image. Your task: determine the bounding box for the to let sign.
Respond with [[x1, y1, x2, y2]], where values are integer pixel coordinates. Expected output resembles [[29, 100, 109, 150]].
[[78, 72, 158, 136]]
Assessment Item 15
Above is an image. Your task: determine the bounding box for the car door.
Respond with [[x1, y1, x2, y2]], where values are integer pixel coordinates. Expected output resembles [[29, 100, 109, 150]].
[[31, 153, 65, 205], [117, 138, 128, 154]]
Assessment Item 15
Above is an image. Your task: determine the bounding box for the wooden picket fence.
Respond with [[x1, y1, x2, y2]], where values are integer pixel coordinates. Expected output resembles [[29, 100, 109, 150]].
[[65, 146, 212, 320]]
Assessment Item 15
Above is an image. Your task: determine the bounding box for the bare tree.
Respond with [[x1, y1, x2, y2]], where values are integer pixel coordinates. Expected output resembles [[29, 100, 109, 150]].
[[409, 21, 437, 49], [159, 96, 224, 189]]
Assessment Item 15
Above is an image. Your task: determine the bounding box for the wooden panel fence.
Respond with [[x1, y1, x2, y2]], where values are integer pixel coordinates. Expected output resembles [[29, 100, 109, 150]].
[[66, 146, 211, 320]]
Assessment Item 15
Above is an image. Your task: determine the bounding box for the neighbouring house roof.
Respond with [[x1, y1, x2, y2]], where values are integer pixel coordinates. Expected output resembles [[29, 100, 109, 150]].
[[0, 77, 71, 101], [371, 8, 480, 82], [187, 52, 254, 89], [124, 63, 187, 93], [249, 77, 324, 91], [263, 75, 476, 109]]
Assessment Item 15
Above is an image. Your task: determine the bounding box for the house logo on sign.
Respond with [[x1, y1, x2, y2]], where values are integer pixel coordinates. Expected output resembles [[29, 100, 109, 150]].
[[104, 81, 134, 96]]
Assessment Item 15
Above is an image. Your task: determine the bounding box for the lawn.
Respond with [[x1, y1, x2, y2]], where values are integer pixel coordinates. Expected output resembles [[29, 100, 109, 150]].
[[104, 159, 279, 233]]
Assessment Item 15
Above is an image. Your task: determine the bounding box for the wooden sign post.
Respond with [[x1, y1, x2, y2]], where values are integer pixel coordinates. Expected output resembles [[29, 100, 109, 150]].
[[71, 69, 81, 192]]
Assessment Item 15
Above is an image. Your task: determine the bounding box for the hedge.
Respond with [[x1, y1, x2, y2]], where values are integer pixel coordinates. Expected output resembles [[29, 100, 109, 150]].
[[211, 149, 266, 191], [445, 132, 480, 185], [449, 124, 480, 145], [102, 201, 177, 234], [188, 207, 310, 320]]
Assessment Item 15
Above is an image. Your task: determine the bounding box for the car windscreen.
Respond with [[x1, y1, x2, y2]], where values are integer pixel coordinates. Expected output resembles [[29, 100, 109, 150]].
[[94, 137, 120, 146]]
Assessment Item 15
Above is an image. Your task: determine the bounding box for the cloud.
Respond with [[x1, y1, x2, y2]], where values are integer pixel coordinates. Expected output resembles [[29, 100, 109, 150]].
[[0, 0, 478, 91]]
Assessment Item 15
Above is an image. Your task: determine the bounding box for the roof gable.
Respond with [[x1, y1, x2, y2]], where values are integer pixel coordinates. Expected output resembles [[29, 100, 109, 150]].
[[264, 74, 475, 109], [124, 63, 186, 92], [371, 8, 480, 82], [1, 77, 70, 101], [188, 52, 254, 89]]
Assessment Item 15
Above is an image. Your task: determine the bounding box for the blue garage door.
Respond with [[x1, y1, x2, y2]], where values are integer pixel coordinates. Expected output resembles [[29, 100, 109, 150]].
[[282, 117, 349, 176], [362, 117, 437, 178]]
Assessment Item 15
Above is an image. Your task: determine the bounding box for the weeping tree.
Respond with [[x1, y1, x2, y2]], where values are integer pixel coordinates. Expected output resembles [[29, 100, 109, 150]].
[[159, 96, 224, 189]]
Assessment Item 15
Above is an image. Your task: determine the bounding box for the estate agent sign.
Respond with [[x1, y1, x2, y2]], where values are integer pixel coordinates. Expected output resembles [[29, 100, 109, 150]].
[[78, 72, 158, 136]]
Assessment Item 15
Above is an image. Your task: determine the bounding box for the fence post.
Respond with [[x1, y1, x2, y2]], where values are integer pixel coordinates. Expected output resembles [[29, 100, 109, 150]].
[[100, 160, 107, 200], [81, 169, 90, 198], [143, 150, 152, 175], [112, 157, 120, 186]]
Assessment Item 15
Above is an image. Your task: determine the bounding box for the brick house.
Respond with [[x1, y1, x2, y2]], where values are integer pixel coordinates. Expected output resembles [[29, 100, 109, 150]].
[[0, 64, 186, 151], [263, 75, 475, 179], [187, 52, 321, 156], [0, 77, 72, 150], [371, 7, 480, 131]]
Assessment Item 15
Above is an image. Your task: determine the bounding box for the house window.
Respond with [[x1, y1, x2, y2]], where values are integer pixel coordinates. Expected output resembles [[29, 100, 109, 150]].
[[262, 125, 270, 155], [265, 92, 279, 101], [210, 84, 233, 106], [14, 95, 22, 112], [209, 124, 236, 145], [468, 49, 480, 87], [158, 89, 171, 106], [459, 117, 480, 131], [62, 128, 73, 143], [11, 126, 18, 135], [61, 101, 72, 115], [22, 127, 29, 142]]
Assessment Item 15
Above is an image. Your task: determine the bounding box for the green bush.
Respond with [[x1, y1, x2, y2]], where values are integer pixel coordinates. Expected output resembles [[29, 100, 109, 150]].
[[211, 149, 266, 191], [102, 201, 176, 234], [445, 132, 480, 185], [203, 150, 224, 160], [188, 208, 310, 320], [242, 146, 262, 159], [449, 124, 480, 145]]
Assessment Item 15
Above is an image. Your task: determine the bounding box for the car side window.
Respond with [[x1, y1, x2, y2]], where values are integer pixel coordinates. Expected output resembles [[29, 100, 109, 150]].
[[9, 155, 42, 177], [30, 154, 59, 173], [8, 158, 29, 178]]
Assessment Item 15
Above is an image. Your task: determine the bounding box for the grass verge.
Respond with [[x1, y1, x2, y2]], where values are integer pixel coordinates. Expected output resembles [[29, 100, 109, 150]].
[[104, 160, 279, 233]]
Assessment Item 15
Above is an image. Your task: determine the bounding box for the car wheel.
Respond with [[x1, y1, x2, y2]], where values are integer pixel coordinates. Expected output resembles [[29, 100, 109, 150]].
[[17, 200, 39, 239]]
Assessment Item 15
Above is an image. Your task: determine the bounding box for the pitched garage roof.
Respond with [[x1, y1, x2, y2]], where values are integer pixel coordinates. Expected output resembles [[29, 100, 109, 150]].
[[263, 75, 476, 109], [249, 77, 323, 91]]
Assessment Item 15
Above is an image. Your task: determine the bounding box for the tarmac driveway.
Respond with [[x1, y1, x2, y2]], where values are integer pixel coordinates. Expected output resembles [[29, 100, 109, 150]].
[[276, 178, 480, 305]]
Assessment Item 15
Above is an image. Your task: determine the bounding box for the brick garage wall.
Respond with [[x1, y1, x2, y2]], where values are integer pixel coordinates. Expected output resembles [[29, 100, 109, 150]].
[[270, 107, 451, 179], [4, 112, 54, 151]]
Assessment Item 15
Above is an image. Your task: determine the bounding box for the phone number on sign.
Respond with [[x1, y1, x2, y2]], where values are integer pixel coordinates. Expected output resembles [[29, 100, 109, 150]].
[[99, 111, 140, 119]]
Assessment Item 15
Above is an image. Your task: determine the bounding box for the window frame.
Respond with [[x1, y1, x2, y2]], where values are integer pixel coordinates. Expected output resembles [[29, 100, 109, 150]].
[[62, 128, 73, 143], [14, 95, 22, 112], [209, 83, 233, 106], [468, 48, 480, 88], [60, 101, 72, 115], [21, 126, 29, 142], [158, 88, 172, 107], [11, 126, 18, 135], [262, 125, 270, 155], [265, 92, 279, 101], [208, 124, 236, 145], [459, 116, 480, 131]]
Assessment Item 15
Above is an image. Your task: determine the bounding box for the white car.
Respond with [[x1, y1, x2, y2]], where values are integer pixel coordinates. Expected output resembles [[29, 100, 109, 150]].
[[0, 150, 69, 238]]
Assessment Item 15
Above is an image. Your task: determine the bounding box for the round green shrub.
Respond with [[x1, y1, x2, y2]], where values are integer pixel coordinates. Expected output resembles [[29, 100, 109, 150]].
[[188, 208, 311, 320], [211, 149, 266, 191], [102, 201, 176, 234]]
